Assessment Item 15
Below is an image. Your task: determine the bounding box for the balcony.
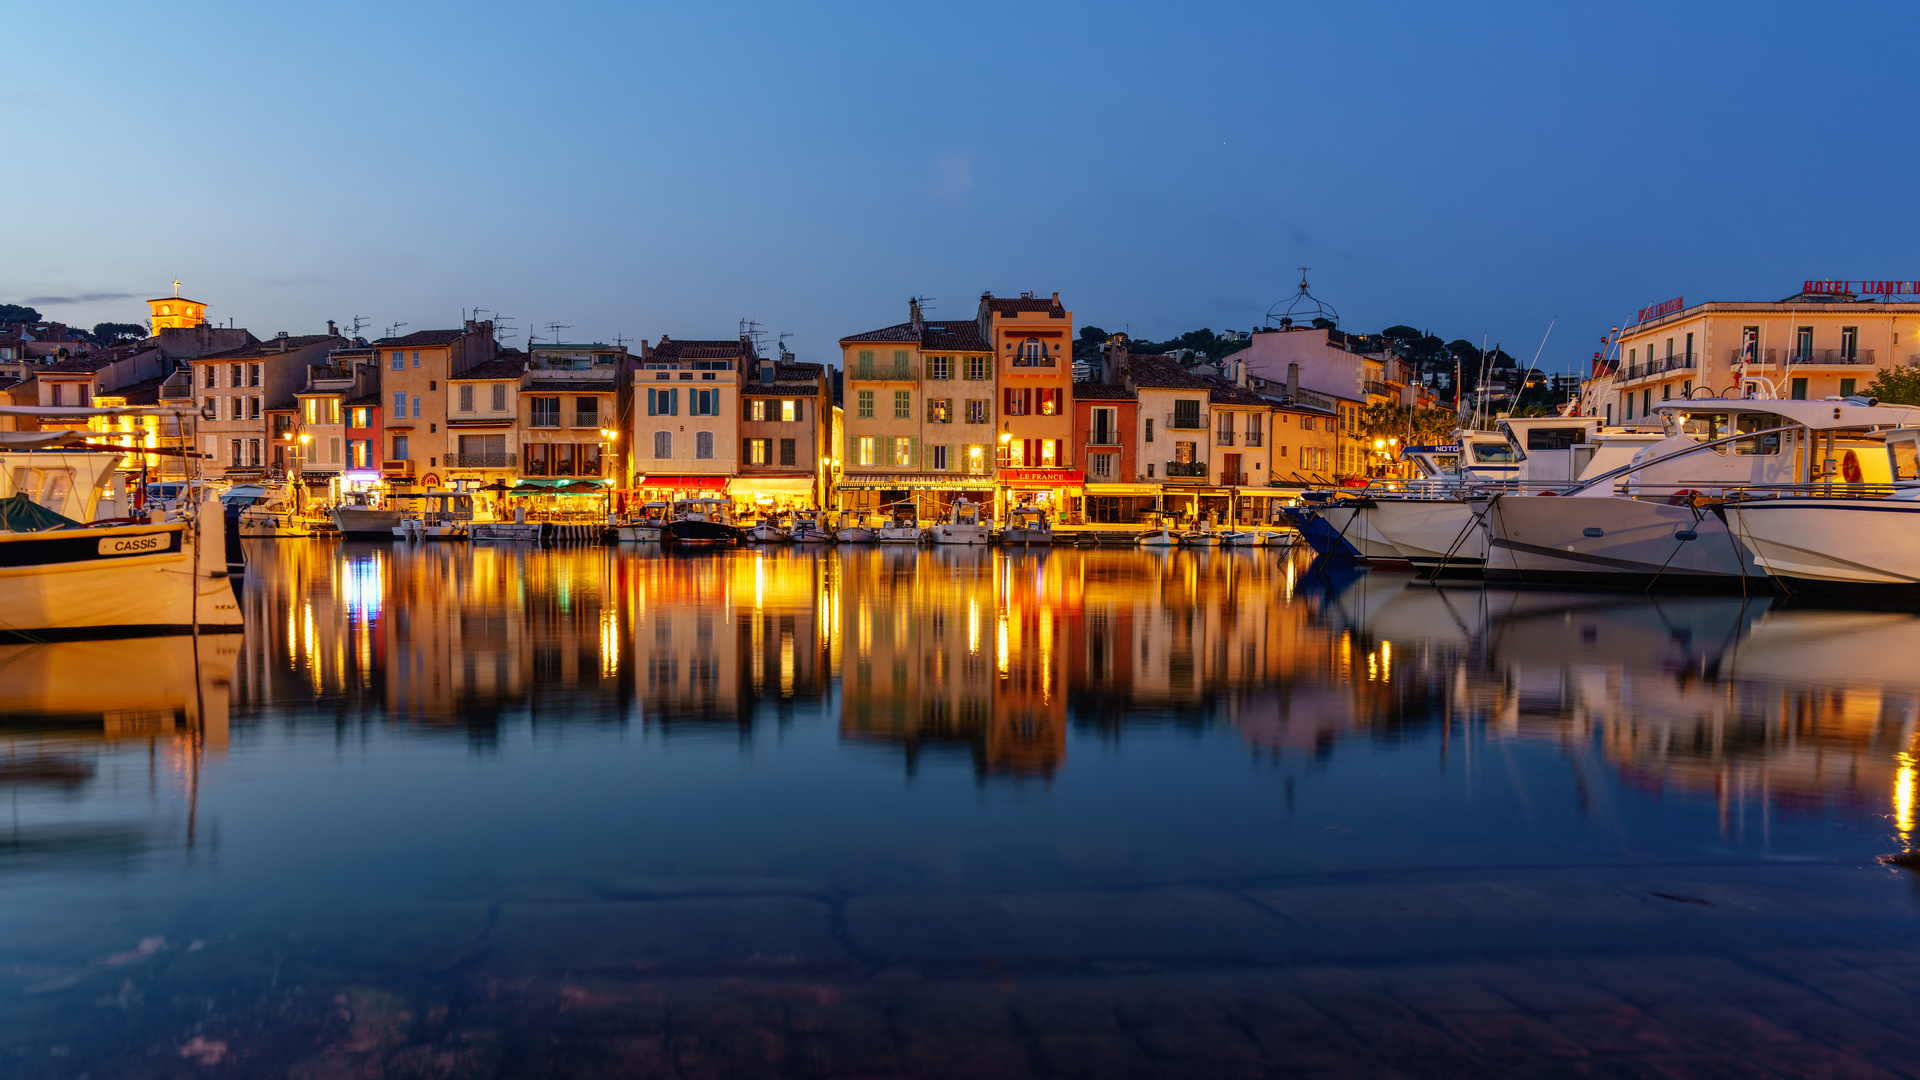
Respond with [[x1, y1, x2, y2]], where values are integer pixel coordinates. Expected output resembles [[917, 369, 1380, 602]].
[[572, 411, 602, 429], [1245, 432, 1263, 447], [381, 459, 414, 477], [1220, 470, 1248, 486], [1786, 348, 1874, 367], [528, 412, 562, 428], [852, 361, 918, 381], [1086, 431, 1121, 447], [1365, 381, 1394, 398], [1164, 460, 1208, 480], [1010, 356, 1057, 368], [1615, 355, 1697, 382], [1216, 430, 1234, 446], [1725, 348, 1778, 368], [1165, 411, 1209, 430], [446, 452, 516, 468], [522, 459, 602, 477]]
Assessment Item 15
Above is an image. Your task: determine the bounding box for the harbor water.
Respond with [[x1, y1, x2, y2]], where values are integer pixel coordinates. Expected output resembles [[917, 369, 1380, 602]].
[[2, 541, 1918, 1077]]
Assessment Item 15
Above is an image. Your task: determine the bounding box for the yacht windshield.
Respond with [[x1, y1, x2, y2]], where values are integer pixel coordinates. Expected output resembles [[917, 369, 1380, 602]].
[[1471, 444, 1517, 463]]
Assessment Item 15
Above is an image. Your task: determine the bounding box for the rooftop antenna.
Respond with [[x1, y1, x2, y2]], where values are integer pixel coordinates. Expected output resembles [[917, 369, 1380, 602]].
[[493, 316, 518, 345], [348, 316, 370, 338], [777, 331, 794, 361], [385, 321, 408, 339], [545, 322, 572, 346], [613, 333, 630, 349], [910, 294, 937, 312], [741, 318, 766, 352]]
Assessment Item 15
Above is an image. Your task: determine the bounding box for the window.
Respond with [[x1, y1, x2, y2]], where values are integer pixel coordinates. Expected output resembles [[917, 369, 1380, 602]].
[[412, 350, 421, 368], [50, 384, 62, 407], [391, 351, 404, 371], [1246, 412, 1262, 446], [779, 438, 795, 466], [531, 396, 561, 426], [1525, 427, 1582, 450], [305, 398, 320, 424], [576, 396, 599, 426], [1662, 384, 1671, 400], [1796, 326, 1814, 359], [1684, 332, 1694, 362], [229, 364, 242, 387], [646, 388, 679, 416], [1145, 418, 1154, 442], [928, 398, 952, 423], [893, 436, 912, 466], [1840, 377, 1857, 398], [749, 399, 766, 422], [1218, 412, 1234, 445], [249, 363, 261, 387], [459, 385, 474, 412], [1089, 452, 1115, 480], [204, 366, 216, 388], [746, 438, 769, 465], [966, 399, 990, 424], [894, 390, 911, 419], [1039, 388, 1060, 415], [967, 444, 986, 474], [491, 383, 507, 411], [1791, 377, 1808, 400], [230, 439, 242, 465], [393, 435, 409, 460], [892, 350, 910, 376], [1841, 326, 1859, 361], [781, 399, 797, 422], [930, 444, 948, 470], [686, 389, 717, 416], [411, 395, 421, 419], [1091, 407, 1116, 444], [1642, 389, 1650, 416], [857, 436, 875, 466], [393, 391, 406, 416], [1742, 326, 1760, 363], [1173, 399, 1201, 428], [1175, 441, 1196, 464], [927, 355, 951, 380], [1003, 388, 1032, 415], [654, 431, 672, 458], [695, 431, 714, 459], [857, 389, 874, 419], [1040, 440, 1057, 467], [964, 355, 990, 380]]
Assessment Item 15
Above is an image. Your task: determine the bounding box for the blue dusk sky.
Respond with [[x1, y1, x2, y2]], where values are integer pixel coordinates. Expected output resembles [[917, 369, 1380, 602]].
[[7, 1, 1918, 373]]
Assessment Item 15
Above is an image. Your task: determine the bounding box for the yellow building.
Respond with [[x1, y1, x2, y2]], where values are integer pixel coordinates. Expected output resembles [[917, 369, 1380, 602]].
[[146, 282, 207, 333], [1609, 284, 1920, 422]]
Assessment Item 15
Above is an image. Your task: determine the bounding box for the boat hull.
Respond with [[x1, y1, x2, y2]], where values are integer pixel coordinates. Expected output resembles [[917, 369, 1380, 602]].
[[931, 524, 991, 545], [745, 525, 790, 543], [1721, 497, 1920, 588], [1362, 498, 1489, 572], [617, 524, 665, 542], [0, 521, 243, 638], [332, 506, 403, 538], [666, 520, 744, 546], [1000, 529, 1052, 546], [835, 528, 876, 543], [877, 528, 925, 544], [1484, 493, 1759, 588], [238, 510, 324, 538], [1284, 504, 1403, 560], [471, 522, 550, 542]]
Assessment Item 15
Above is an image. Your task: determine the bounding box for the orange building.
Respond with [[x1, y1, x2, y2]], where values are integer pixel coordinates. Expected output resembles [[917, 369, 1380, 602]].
[[980, 292, 1078, 518]]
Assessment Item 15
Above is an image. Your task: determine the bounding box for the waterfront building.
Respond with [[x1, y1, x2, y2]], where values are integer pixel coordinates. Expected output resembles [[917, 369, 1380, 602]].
[[1606, 285, 1920, 423], [372, 321, 496, 491], [1072, 383, 1149, 523], [293, 345, 383, 498], [735, 352, 833, 511], [632, 334, 749, 503], [1205, 378, 1282, 525], [1124, 355, 1217, 518], [520, 341, 624, 518], [837, 301, 997, 518], [1267, 393, 1344, 483], [444, 352, 526, 493], [981, 291, 1079, 518], [1237, 325, 1413, 478], [191, 332, 346, 479]]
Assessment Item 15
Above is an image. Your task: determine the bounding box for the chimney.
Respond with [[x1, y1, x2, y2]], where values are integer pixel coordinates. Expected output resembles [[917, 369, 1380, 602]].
[[1287, 362, 1299, 402], [759, 359, 775, 382], [1234, 359, 1247, 387], [908, 298, 924, 337], [327, 320, 337, 337]]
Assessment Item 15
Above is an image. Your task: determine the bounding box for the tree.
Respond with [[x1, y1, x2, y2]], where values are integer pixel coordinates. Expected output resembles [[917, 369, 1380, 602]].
[[1360, 402, 1462, 447], [1862, 367, 1920, 405], [92, 322, 148, 345], [0, 303, 41, 324]]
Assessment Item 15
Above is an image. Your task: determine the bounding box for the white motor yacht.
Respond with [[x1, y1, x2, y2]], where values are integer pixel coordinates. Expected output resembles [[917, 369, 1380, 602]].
[[1485, 396, 1920, 588], [331, 490, 402, 538], [230, 481, 324, 538], [1000, 506, 1053, 546], [1717, 425, 1920, 596], [931, 498, 992, 545], [393, 490, 475, 541], [617, 502, 669, 543], [876, 501, 926, 544]]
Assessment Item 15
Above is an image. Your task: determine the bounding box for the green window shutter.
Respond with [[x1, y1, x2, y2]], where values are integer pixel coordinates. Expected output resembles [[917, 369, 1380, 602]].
[[947, 444, 957, 472], [908, 436, 918, 469], [670, 388, 680, 416]]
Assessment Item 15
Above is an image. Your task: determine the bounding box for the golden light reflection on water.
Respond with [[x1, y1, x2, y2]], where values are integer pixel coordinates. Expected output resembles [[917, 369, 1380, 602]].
[[200, 542, 1920, 822]]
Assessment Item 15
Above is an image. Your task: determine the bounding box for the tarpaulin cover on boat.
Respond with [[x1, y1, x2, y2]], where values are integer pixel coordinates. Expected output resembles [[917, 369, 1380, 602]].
[[0, 493, 82, 533]]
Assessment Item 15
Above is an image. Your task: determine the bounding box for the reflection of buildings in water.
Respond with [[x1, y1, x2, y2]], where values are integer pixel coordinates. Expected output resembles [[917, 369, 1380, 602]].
[[1307, 584, 1920, 840], [628, 548, 828, 729], [837, 547, 1064, 778]]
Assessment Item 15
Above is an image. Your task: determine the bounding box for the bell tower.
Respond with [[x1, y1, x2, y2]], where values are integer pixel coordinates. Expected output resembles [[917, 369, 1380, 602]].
[[146, 280, 208, 333]]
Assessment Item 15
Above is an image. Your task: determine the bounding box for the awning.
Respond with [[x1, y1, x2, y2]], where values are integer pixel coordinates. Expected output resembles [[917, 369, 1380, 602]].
[[1082, 483, 1160, 496], [632, 475, 729, 491], [834, 477, 994, 491], [727, 476, 816, 495]]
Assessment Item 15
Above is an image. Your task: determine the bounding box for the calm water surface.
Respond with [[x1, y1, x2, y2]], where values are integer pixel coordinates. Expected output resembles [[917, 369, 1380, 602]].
[[3, 541, 1918, 1077]]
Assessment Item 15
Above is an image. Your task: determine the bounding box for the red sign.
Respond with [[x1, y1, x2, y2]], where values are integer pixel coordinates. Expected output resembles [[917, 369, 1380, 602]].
[[1803, 280, 1920, 295], [1000, 468, 1083, 485], [1634, 296, 1685, 323]]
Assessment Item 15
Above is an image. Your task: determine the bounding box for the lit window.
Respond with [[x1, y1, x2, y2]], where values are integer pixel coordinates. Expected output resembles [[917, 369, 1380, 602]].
[[857, 436, 875, 466], [893, 436, 912, 466]]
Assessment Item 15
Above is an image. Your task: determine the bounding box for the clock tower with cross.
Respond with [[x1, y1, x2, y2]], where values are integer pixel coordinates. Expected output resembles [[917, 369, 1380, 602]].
[[146, 279, 209, 333]]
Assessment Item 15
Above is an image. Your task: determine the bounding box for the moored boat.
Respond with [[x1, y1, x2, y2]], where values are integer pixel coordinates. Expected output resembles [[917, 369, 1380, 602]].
[[617, 502, 669, 543], [931, 498, 992, 545], [331, 490, 402, 538], [832, 512, 876, 543], [665, 497, 744, 546], [1000, 506, 1053, 546], [788, 513, 831, 543], [876, 501, 926, 544]]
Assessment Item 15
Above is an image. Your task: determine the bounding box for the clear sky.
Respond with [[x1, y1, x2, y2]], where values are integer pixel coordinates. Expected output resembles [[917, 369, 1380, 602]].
[[9, 1, 1919, 375]]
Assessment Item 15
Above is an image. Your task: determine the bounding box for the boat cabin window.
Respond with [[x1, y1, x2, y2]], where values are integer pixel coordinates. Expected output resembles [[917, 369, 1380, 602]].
[[1670, 411, 1781, 455], [1470, 443, 1517, 463], [1524, 427, 1583, 451], [1891, 439, 1920, 481], [1731, 413, 1782, 456]]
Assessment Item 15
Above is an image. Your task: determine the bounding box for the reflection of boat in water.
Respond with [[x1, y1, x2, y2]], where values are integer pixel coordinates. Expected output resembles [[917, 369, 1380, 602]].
[[331, 490, 402, 538], [0, 633, 236, 741], [1284, 496, 1404, 561], [0, 488, 243, 640]]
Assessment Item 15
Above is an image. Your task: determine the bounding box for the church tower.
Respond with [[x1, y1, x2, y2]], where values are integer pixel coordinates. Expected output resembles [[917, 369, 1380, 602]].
[[146, 280, 208, 333]]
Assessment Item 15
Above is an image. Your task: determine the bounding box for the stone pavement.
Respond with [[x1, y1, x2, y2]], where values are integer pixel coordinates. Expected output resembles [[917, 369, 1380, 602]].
[[5, 862, 1919, 1077]]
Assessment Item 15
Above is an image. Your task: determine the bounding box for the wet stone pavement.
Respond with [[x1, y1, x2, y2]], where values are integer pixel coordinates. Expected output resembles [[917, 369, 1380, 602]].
[[3, 544, 1919, 1076]]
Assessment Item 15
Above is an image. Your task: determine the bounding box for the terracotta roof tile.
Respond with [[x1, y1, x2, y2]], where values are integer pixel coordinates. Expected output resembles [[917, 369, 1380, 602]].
[[451, 356, 527, 381], [839, 320, 988, 350], [651, 337, 747, 359], [375, 329, 466, 348], [776, 362, 825, 380], [985, 293, 1068, 318], [197, 335, 342, 361], [1072, 382, 1136, 400], [742, 382, 823, 395], [521, 380, 616, 393], [1126, 355, 1213, 390]]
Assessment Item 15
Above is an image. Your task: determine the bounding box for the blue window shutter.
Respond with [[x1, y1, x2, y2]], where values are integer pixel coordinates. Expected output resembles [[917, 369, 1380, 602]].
[[671, 389, 680, 416], [647, 389, 657, 416]]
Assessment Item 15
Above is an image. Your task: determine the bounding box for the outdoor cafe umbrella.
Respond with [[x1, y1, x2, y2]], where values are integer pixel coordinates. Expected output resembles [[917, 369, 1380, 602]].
[[475, 481, 510, 493]]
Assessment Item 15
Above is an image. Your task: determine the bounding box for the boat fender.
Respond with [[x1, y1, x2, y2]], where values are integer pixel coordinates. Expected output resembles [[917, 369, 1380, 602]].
[[1667, 489, 1702, 507]]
